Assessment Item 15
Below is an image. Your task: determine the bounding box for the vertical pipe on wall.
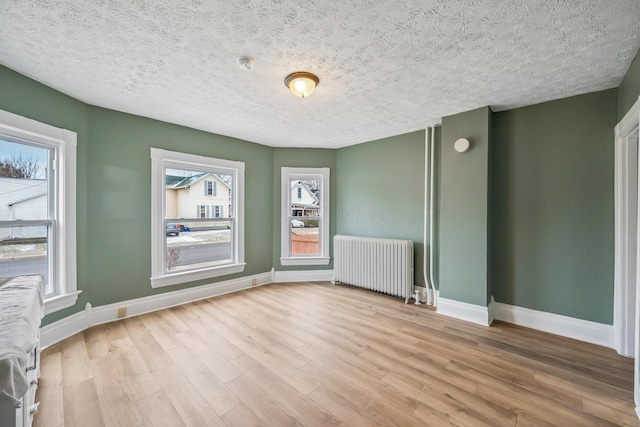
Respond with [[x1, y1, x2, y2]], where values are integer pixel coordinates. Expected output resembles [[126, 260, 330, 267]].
[[428, 125, 438, 306], [423, 127, 435, 305]]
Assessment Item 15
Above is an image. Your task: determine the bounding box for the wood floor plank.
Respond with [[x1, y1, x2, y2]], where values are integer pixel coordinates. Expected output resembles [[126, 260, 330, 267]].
[[122, 319, 174, 372], [582, 398, 640, 426], [411, 402, 469, 427], [475, 383, 619, 426], [164, 343, 209, 378], [37, 282, 639, 427], [382, 371, 516, 427], [135, 390, 186, 427], [186, 371, 241, 416], [231, 354, 342, 426], [533, 370, 635, 412], [171, 304, 244, 360], [103, 321, 129, 342], [361, 348, 477, 394], [446, 359, 583, 409], [225, 374, 303, 427], [174, 330, 242, 383], [123, 372, 162, 401], [299, 359, 422, 425], [220, 403, 266, 427], [33, 385, 64, 427], [307, 385, 387, 427], [38, 346, 62, 387], [448, 324, 634, 390], [229, 334, 319, 395], [514, 413, 557, 427], [83, 325, 111, 360], [94, 379, 144, 427], [154, 366, 226, 427], [60, 333, 92, 386], [63, 379, 106, 427]]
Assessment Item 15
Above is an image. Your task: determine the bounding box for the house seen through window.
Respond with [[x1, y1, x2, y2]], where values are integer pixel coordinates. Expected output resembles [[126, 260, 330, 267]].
[[280, 167, 330, 266], [150, 148, 245, 288], [166, 170, 232, 270]]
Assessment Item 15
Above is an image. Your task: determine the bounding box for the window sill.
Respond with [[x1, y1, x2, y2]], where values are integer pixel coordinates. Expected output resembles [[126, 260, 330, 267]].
[[280, 257, 331, 266], [44, 290, 82, 315], [151, 263, 246, 288]]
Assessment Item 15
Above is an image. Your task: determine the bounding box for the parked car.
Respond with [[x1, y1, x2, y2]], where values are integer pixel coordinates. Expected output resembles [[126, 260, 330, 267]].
[[291, 219, 304, 227], [166, 223, 181, 236]]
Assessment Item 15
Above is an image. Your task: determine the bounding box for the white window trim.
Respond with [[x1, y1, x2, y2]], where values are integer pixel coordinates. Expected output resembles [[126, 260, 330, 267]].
[[0, 108, 79, 315], [280, 167, 330, 266], [150, 148, 245, 288]]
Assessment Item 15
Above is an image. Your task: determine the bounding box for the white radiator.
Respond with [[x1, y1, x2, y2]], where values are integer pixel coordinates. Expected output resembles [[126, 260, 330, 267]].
[[333, 235, 414, 303]]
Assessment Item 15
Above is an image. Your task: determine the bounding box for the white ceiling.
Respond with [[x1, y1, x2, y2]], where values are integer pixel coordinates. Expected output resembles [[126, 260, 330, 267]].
[[1, 1, 639, 149]]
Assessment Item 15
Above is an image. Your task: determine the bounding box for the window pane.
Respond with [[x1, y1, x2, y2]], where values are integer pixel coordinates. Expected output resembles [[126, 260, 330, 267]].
[[290, 178, 320, 217], [0, 225, 51, 293], [0, 139, 51, 221], [165, 220, 232, 272], [165, 168, 233, 220], [290, 223, 319, 256]]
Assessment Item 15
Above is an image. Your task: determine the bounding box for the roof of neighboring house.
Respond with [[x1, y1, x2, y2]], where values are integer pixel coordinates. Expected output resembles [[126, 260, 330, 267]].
[[291, 180, 319, 203], [166, 173, 230, 190], [8, 193, 46, 206]]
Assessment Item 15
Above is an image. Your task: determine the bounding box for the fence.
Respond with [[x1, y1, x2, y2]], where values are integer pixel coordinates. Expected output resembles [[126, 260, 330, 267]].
[[291, 231, 319, 255]]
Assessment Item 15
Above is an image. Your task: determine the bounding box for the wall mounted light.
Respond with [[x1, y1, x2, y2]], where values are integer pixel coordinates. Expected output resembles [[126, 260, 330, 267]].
[[454, 138, 471, 153], [284, 72, 319, 98]]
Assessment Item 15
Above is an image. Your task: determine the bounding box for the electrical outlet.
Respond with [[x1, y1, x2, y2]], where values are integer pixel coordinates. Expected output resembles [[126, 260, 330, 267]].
[[117, 307, 127, 318], [251, 278, 257, 286]]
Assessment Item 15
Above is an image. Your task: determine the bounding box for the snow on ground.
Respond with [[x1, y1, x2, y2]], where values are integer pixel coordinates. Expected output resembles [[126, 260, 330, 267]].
[[167, 229, 230, 245]]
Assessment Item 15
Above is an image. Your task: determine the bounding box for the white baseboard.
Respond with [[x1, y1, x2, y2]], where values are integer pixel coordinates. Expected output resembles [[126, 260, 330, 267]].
[[273, 269, 334, 283], [40, 305, 91, 348], [491, 298, 614, 349], [437, 296, 492, 326], [41, 271, 272, 348]]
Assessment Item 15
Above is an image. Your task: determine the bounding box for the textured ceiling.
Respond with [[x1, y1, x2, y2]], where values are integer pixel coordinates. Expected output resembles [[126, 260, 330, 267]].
[[1, 0, 639, 148]]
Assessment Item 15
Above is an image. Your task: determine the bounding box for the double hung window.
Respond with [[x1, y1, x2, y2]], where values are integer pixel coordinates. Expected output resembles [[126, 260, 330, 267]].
[[151, 148, 244, 287], [0, 109, 78, 314], [280, 167, 330, 266]]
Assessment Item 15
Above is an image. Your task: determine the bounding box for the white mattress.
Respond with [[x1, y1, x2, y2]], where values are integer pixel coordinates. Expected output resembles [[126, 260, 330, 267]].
[[0, 275, 45, 407]]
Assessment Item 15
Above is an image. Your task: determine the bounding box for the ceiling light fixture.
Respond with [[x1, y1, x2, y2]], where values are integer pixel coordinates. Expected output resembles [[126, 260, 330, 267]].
[[284, 72, 319, 98]]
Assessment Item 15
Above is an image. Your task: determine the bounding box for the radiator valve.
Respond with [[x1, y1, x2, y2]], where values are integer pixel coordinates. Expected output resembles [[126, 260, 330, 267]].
[[413, 290, 421, 305]]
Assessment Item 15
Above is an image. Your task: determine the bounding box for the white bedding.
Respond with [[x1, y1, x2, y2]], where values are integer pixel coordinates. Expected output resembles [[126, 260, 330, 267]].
[[0, 275, 44, 407]]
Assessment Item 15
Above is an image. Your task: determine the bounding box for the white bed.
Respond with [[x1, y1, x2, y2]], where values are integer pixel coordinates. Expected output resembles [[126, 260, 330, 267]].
[[0, 275, 45, 427]]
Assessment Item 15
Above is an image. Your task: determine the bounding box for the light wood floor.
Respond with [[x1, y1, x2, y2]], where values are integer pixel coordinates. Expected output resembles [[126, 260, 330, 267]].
[[35, 282, 638, 427]]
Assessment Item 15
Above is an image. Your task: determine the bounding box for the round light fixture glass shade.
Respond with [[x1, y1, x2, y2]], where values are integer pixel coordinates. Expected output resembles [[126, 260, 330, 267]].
[[284, 72, 319, 98]]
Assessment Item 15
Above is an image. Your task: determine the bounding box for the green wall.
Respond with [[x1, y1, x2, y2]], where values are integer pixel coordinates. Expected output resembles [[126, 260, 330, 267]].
[[492, 89, 617, 324], [0, 58, 631, 327], [336, 130, 427, 287], [439, 108, 491, 306], [272, 148, 337, 271], [86, 107, 274, 306], [618, 47, 640, 120], [0, 65, 91, 324], [0, 65, 275, 324]]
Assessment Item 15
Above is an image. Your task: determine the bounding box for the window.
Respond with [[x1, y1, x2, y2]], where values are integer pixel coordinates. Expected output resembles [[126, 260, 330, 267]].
[[0, 108, 78, 314], [204, 180, 216, 196], [280, 167, 330, 266], [151, 148, 244, 288], [195, 204, 223, 219]]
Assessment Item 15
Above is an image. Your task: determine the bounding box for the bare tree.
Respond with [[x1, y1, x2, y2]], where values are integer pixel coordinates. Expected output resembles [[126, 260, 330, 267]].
[[167, 248, 181, 270], [0, 153, 39, 178]]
